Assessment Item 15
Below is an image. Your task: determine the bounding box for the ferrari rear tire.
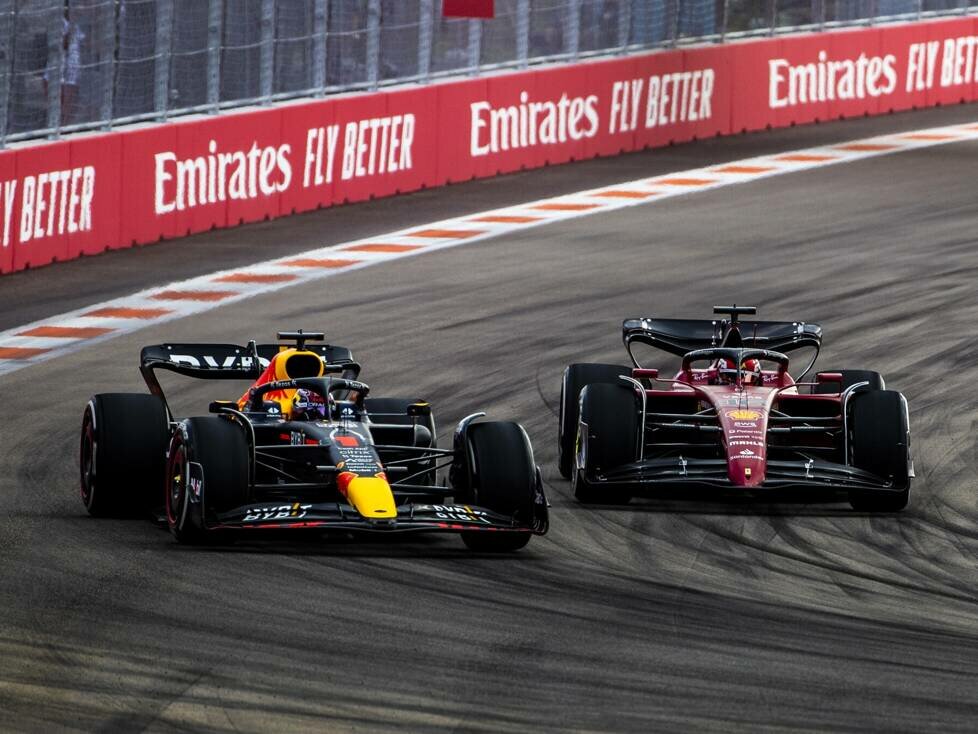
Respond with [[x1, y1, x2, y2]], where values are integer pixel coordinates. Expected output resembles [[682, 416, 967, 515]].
[[80, 393, 169, 517], [558, 363, 630, 479], [847, 390, 911, 512], [814, 369, 884, 394], [573, 383, 638, 505], [459, 421, 536, 552], [166, 417, 249, 543]]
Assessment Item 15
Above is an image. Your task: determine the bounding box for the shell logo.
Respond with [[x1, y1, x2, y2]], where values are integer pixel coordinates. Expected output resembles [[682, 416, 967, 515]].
[[725, 410, 761, 421]]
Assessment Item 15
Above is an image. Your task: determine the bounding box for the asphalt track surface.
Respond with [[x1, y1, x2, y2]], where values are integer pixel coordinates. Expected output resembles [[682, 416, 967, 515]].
[[3, 104, 978, 732]]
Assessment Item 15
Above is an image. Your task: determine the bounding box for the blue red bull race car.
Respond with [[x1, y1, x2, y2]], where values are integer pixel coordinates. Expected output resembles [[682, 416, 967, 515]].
[[80, 330, 548, 551], [558, 306, 912, 511]]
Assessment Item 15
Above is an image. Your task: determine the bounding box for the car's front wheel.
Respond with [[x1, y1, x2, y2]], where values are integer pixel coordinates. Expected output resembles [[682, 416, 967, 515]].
[[558, 363, 631, 479], [847, 390, 911, 512], [166, 417, 249, 543], [572, 382, 639, 505], [457, 421, 539, 552]]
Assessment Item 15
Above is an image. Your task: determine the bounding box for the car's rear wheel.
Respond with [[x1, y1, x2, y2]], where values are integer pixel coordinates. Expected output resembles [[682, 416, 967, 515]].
[[558, 363, 630, 479], [80, 393, 169, 517], [847, 390, 911, 512], [573, 383, 638, 505], [814, 369, 884, 394], [166, 417, 249, 543], [458, 421, 537, 552]]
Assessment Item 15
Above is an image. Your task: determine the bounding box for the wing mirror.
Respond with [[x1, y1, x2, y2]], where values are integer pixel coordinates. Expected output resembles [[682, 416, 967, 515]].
[[815, 372, 842, 385], [407, 402, 432, 418], [631, 368, 658, 380]]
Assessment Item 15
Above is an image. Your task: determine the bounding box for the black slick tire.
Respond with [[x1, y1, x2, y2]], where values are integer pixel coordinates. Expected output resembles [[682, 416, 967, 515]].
[[847, 390, 911, 512], [80, 393, 169, 517], [166, 417, 249, 543], [459, 421, 537, 552], [573, 383, 638, 505], [558, 363, 630, 479]]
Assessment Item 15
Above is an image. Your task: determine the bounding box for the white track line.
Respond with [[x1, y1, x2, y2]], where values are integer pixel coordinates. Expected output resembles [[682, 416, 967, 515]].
[[1, 121, 976, 377]]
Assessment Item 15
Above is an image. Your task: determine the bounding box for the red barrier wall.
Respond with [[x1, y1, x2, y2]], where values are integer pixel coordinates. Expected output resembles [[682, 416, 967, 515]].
[[2, 17, 977, 274]]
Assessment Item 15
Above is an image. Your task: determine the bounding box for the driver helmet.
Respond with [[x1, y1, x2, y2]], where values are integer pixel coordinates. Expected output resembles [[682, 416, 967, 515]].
[[292, 388, 329, 420], [716, 358, 763, 385], [740, 358, 762, 385]]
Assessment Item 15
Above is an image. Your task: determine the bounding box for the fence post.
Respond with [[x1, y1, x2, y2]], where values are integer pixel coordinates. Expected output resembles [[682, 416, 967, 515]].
[[566, 0, 580, 59], [99, 0, 114, 127], [0, 0, 13, 146], [467, 18, 482, 73], [617, 0, 631, 50], [516, 0, 529, 67], [207, 0, 222, 109], [313, 0, 327, 94], [768, 0, 778, 35], [154, 0, 173, 119], [671, 0, 681, 45], [46, 3, 64, 136], [720, 0, 729, 40], [260, 0, 274, 99], [418, 0, 433, 81], [366, 0, 381, 89]]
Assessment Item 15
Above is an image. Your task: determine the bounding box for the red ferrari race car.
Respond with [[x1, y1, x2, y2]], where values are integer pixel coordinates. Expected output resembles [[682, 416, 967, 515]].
[[558, 306, 913, 511], [80, 330, 547, 551]]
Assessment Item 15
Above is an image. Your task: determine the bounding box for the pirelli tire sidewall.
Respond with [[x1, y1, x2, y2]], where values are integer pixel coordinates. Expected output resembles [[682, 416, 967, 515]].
[[558, 363, 632, 479], [847, 389, 912, 512], [572, 383, 639, 505], [165, 423, 206, 543]]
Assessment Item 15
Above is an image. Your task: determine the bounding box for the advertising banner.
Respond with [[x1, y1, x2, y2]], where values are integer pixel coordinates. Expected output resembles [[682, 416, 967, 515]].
[[1, 17, 975, 274]]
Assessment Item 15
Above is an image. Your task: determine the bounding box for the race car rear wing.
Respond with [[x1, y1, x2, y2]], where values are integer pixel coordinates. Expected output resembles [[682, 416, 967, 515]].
[[140, 342, 356, 379], [139, 342, 358, 413], [623, 318, 822, 359]]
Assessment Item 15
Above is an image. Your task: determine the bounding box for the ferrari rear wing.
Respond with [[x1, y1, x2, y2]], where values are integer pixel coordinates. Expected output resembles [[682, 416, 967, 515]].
[[622, 318, 822, 359]]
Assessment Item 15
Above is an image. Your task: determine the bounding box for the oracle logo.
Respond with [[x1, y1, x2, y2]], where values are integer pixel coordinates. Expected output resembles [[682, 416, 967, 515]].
[[769, 51, 898, 109]]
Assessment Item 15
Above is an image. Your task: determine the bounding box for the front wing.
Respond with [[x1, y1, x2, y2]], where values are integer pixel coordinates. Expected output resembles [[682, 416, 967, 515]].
[[208, 501, 548, 535], [589, 457, 904, 494]]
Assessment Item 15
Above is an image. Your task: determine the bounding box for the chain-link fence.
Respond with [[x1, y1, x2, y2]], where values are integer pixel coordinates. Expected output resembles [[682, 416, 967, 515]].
[[0, 0, 975, 144]]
